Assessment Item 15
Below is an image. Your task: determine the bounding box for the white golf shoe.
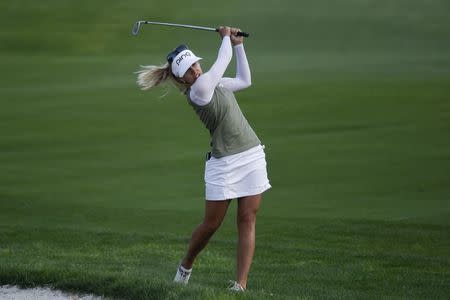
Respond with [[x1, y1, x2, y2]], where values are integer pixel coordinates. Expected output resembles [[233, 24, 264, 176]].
[[173, 264, 192, 285], [227, 280, 245, 292]]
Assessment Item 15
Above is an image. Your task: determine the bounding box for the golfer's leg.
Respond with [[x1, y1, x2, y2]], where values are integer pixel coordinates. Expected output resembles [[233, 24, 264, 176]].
[[236, 194, 262, 289], [181, 200, 231, 269]]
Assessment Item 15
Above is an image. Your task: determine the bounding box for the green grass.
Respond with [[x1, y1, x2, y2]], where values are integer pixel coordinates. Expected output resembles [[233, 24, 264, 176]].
[[1, 0, 450, 299]]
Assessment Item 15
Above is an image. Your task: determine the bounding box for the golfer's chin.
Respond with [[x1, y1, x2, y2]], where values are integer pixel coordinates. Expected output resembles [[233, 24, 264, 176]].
[[184, 74, 201, 85]]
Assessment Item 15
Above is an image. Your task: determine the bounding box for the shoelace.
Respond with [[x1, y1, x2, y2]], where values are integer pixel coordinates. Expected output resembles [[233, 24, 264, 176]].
[[227, 280, 245, 291], [178, 266, 191, 279]]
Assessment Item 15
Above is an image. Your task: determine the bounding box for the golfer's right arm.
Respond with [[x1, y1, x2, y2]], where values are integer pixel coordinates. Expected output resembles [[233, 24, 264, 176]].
[[219, 27, 251, 92], [220, 43, 251, 92], [190, 27, 232, 105]]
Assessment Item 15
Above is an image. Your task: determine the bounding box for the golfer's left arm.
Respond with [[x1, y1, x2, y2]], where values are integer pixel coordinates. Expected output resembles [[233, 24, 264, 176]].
[[220, 28, 251, 92]]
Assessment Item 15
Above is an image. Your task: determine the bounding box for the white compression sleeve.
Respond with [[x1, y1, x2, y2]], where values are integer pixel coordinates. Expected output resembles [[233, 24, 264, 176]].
[[220, 44, 251, 92], [189, 36, 232, 106]]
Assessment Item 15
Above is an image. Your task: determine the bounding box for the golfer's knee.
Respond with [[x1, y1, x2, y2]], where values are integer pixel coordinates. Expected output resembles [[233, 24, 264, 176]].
[[201, 219, 222, 233], [237, 211, 257, 227]]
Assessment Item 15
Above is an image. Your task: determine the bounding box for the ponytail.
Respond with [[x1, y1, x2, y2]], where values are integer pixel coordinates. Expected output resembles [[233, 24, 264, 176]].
[[136, 62, 189, 94]]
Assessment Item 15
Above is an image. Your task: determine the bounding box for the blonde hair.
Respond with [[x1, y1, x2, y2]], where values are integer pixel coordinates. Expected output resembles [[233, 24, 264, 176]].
[[136, 62, 189, 94]]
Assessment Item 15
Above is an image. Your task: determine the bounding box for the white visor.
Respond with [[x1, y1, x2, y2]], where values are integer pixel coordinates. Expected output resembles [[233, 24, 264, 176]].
[[171, 50, 202, 78]]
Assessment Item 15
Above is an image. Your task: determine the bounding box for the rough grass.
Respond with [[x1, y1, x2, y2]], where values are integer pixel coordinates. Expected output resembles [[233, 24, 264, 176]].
[[1, 214, 449, 299]]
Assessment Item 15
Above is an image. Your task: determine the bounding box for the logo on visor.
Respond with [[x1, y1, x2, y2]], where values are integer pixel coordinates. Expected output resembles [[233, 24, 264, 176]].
[[175, 52, 191, 65]]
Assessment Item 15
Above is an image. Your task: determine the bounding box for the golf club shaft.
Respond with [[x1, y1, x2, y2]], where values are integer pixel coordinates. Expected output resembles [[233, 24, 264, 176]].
[[133, 21, 250, 37], [142, 21, 216, 32]]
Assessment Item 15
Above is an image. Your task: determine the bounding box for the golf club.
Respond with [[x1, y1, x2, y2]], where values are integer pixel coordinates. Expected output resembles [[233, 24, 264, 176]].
[[131, 20, 250, 37]]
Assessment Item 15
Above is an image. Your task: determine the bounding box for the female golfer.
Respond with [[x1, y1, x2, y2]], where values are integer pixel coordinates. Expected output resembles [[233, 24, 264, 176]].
[[136, 26, 271, 292]]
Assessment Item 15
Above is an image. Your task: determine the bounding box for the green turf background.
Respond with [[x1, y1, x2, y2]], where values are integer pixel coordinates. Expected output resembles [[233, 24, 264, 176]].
[[1, 0, 449, 299]]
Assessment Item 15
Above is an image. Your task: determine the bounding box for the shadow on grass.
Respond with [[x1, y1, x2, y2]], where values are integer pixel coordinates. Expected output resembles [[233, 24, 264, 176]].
[[0, 266, 274, 300]]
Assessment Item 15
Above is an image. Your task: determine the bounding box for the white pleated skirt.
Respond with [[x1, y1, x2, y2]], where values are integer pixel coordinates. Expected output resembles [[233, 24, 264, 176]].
[[204, 144, 271, 200]]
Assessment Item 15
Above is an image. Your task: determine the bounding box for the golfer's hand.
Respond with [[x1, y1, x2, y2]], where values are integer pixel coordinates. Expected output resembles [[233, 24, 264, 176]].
[[218, 26, 231, 38], [230, 28, 243, 45]]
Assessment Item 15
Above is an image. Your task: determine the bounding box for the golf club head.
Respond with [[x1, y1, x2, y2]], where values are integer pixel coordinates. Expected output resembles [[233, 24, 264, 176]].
[[131, 21, 142, 36]]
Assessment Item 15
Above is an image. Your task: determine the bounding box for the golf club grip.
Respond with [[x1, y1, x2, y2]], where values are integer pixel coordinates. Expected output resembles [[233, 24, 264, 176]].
[[237, 31, 250, 37], [214, 28, 250, 38]]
